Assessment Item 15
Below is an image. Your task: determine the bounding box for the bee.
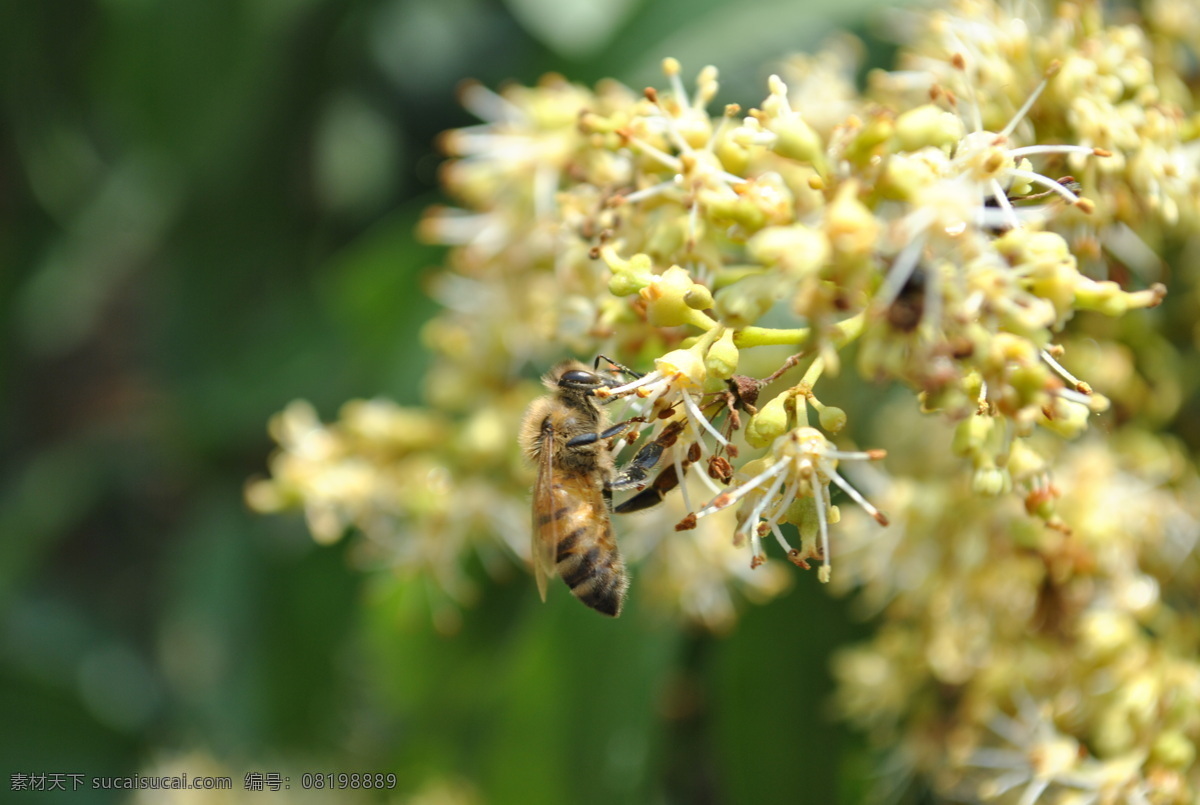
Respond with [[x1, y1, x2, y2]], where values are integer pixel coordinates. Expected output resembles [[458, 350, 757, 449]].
[[519, 359, 670, 617], [887, 265, 926, 333]]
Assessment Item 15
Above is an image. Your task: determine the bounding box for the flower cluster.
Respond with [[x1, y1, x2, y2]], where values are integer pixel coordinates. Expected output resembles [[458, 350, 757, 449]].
[[831, 416, 1200, 802], [252, 0, 1200, 794]]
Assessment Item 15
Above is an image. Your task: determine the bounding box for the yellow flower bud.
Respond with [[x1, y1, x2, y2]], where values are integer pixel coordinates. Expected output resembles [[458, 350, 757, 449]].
[[893, 104, 964, 151], [714, 275, 782, 328], [746, 390, 793, 447], [952, 414, 993, 456], [826, 181, 879, 260], [972, 464, 1011, 496], [995, 230, 1078, 320], [1150, 731, 1196, 771], [746, 224, 830, 277], [1007, 363, 1051, 409], [604, 248, 654, 296], [843, 113, 894, 165], [705, 327, 739, 379], [715, 128, 750, 176], [879, 151, 941, 200], [1038, 398, 1091, 439], [641, 265, 700, 326], [1005, 440, 1047, 480], [684, 283, 714, 310], [818, 405, 847, 434], [1074, 277, 1167, 317], [769, 115, 823, 164]]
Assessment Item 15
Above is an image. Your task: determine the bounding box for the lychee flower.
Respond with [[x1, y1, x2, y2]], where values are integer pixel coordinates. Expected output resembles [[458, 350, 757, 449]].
[[598, 59, 752, 246], [875, 61, 1110, 315], [693, 426, 887, 582]]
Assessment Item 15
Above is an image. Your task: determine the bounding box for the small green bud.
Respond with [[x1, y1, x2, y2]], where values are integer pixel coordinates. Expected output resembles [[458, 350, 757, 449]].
[[1074, 278, 1167, 317], [640, 265, 700, 327], [684, 283, 714, 310], [952, 414, 993, 456], [842, 113, 894, 166], [995, 230, 1077, 319], [817, 405, 847, 434], [715, 129, 750, 176], [705, 327, 739, 380], [769, 115, 823, 164], [972, 464, 1011, 496], [714, 274, 782, 328], [604, 249, 655, 296], [826, 181, 879, 259], [1150, 731, 1196, 771], [746, 224, 829, 277], [879, 152, 938, 200], [703, 173, 794, 233], [1005, 440, 1047, 480], [893, 104, 964, 151], [746, 390, 792, 447], [1008, 363, 1050, 409], [1039, 398, 1091, 439]]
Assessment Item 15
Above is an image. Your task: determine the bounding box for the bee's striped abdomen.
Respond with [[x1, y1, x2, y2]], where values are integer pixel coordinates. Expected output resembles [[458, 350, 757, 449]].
[[545, 482, 628, 617]]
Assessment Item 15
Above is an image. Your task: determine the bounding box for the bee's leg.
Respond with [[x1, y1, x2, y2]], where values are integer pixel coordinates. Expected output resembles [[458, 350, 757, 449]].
[[564, 417, 645, 449], [608, 440, 664, 492], [609, 420, 685, 495], [614, 441, 700, 513]]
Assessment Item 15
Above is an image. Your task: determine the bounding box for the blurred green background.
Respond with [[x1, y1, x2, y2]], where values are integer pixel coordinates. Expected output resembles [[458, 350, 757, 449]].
[[1, 1, 896, 802]]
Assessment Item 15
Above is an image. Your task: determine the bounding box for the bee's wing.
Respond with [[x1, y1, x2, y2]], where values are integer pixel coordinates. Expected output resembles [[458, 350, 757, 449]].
[[532, 425, 559, 602]]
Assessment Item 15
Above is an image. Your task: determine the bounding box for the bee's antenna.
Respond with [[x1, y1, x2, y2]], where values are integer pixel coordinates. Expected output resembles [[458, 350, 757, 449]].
[[595, 354, 644, 380]]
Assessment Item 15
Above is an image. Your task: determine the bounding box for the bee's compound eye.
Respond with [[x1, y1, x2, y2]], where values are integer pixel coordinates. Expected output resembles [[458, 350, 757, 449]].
[[560, 369, 600, 388]]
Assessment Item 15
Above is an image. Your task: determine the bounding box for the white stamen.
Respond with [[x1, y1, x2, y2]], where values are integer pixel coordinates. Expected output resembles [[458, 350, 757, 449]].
[[1006, 168, 1082, 204], [622, 182, 677, 205], [769, 523, 796, 555], [628, 136, 683, 171], [997, 72, 1051, 139], [812, 474, 831, 582], [601, 371, 661, 398], [668, 67, 690, 112], [990, 178, 1022, 230], [1008, 144, 1099, 158], [829, 469, 887, 524], [1055, 387, 1094, 408], [459, 83, 524, 125], [673, 446, 693, 514], [682, 390, 730, 446], [764, 476, 801, 533], [696, 457, 789, 517], [744, 468, 789, 537], [1040, 349, 1086, 390]]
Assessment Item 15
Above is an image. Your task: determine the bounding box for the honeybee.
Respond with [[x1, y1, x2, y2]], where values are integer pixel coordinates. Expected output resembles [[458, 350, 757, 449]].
[[520, 359, 670, 617]]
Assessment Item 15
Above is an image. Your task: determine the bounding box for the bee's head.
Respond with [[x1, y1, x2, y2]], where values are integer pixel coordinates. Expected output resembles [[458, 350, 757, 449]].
[[546, 360, 608, 395]]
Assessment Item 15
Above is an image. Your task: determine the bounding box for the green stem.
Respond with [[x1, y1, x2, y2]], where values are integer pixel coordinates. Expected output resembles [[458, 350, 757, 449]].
[[732, 310, 865, 351], [798, 356, 825, 394], [734, 326, 810, 348], [688, 322, 725, 351], [829, 311, 865, 347], [684, 308, 720, 332]]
